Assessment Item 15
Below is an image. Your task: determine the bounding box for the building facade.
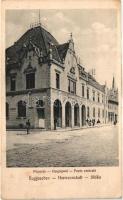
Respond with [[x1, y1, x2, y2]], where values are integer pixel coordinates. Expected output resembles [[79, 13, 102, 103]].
[[108, 77, 118, 123], [6, 25, 118, 130]]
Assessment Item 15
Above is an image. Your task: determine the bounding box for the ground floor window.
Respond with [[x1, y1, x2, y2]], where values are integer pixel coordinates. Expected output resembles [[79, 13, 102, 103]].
[[6, 102, 9, 119], [87, 106, 90, 118], [102, 109, 104, 118], [98, 108, 100, 118], [93, 107, 95, 117], [18, 101, 26, 117]]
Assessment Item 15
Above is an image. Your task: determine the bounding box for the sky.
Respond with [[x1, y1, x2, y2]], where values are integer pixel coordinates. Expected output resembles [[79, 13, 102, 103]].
[[6, 9, 120, 88]]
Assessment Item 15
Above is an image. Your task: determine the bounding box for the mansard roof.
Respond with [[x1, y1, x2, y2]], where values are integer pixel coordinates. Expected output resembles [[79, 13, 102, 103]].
[[6, 26, 69, 65], [57, 42, 69, 61]]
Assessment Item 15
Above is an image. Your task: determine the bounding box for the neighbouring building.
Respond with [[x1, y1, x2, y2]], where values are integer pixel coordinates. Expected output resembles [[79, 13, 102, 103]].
[[108, 77, 118, 123], [6, 24, 118, 130]]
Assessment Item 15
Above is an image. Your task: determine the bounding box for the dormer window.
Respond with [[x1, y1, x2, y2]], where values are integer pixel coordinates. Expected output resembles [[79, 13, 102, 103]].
[[26, 73, 35, 89]]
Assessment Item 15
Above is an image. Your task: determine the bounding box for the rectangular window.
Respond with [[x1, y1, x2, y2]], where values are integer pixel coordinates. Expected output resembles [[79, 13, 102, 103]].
[[10, 76, 16, 91], [93, 90, 95, 101], [68, 79, 76, 94], [68, 79, 70, 92], [82, 84, 84, 97], [26, 73, 35, 89], [98, 93, 100, 103], [56, 73, 60, 89], [87, 88, 89, 99]]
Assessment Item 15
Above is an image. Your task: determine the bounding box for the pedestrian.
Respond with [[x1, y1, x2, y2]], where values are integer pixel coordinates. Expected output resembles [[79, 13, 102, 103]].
[[89, 119, 91, 126], [97, 119, 100, 124], [26, 119, 31, 134], [92, 119, 95, 126], [114, 120, 116, 125]]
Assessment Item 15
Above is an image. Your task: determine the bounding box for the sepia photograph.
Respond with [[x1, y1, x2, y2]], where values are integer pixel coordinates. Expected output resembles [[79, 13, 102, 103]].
[[6, 9, 119, 168]]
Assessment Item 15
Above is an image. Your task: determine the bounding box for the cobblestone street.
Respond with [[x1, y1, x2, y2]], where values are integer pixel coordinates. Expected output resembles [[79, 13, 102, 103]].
[[6, 125, 119, 167]]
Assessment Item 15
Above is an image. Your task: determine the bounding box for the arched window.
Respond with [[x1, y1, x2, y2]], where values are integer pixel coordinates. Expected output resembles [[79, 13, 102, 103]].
[[18, 101, 26, 117], [98, 108, 100, 118], [6, 102, 9, 118], [93, 107, 95, 117]]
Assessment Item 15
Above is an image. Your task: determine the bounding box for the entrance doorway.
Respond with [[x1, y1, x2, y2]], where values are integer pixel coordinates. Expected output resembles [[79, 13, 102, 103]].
[[74, 103, 79, 126], [53, 99, 62, 128], [82, 105, 86, 126], [65, 102, 72, 127]]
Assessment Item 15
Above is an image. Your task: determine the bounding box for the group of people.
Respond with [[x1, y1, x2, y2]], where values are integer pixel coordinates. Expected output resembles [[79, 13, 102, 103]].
[[25, 117, 117, 135], [86, 118, 101, 126]]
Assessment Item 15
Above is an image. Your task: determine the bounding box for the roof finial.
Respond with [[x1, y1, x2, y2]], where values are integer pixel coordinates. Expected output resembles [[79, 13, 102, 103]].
[[112, 75, 115, 89], [70, 32, 72, 40]]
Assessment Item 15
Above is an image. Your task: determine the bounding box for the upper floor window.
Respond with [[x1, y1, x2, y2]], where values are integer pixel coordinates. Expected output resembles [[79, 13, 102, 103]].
[[87, 88, 89, 99], [68, 79, 76, 94], [56, 73, 60, 89], [82, 84, 84, 97], [93, 90, 95, 101], [10, 75, 16, 91], [97, 93, 100, 103], [6, 102, 9, 119], [18, 100, 26, 117], [26, 73, 35, 89]]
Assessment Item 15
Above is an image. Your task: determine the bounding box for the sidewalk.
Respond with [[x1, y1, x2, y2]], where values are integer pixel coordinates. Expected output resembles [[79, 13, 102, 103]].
[[6, 123, 112, 133]]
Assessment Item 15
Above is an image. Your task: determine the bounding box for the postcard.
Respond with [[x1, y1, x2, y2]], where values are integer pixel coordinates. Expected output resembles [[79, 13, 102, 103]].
[[1, 0, 122, 199]]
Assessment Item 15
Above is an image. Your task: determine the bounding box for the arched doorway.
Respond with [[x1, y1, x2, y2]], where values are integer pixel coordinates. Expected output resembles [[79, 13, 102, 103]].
[[74, 103, 79, 126], [81, 105, 86, 126], [65, 102, 72, 127], [53, 99, 62, 128]]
